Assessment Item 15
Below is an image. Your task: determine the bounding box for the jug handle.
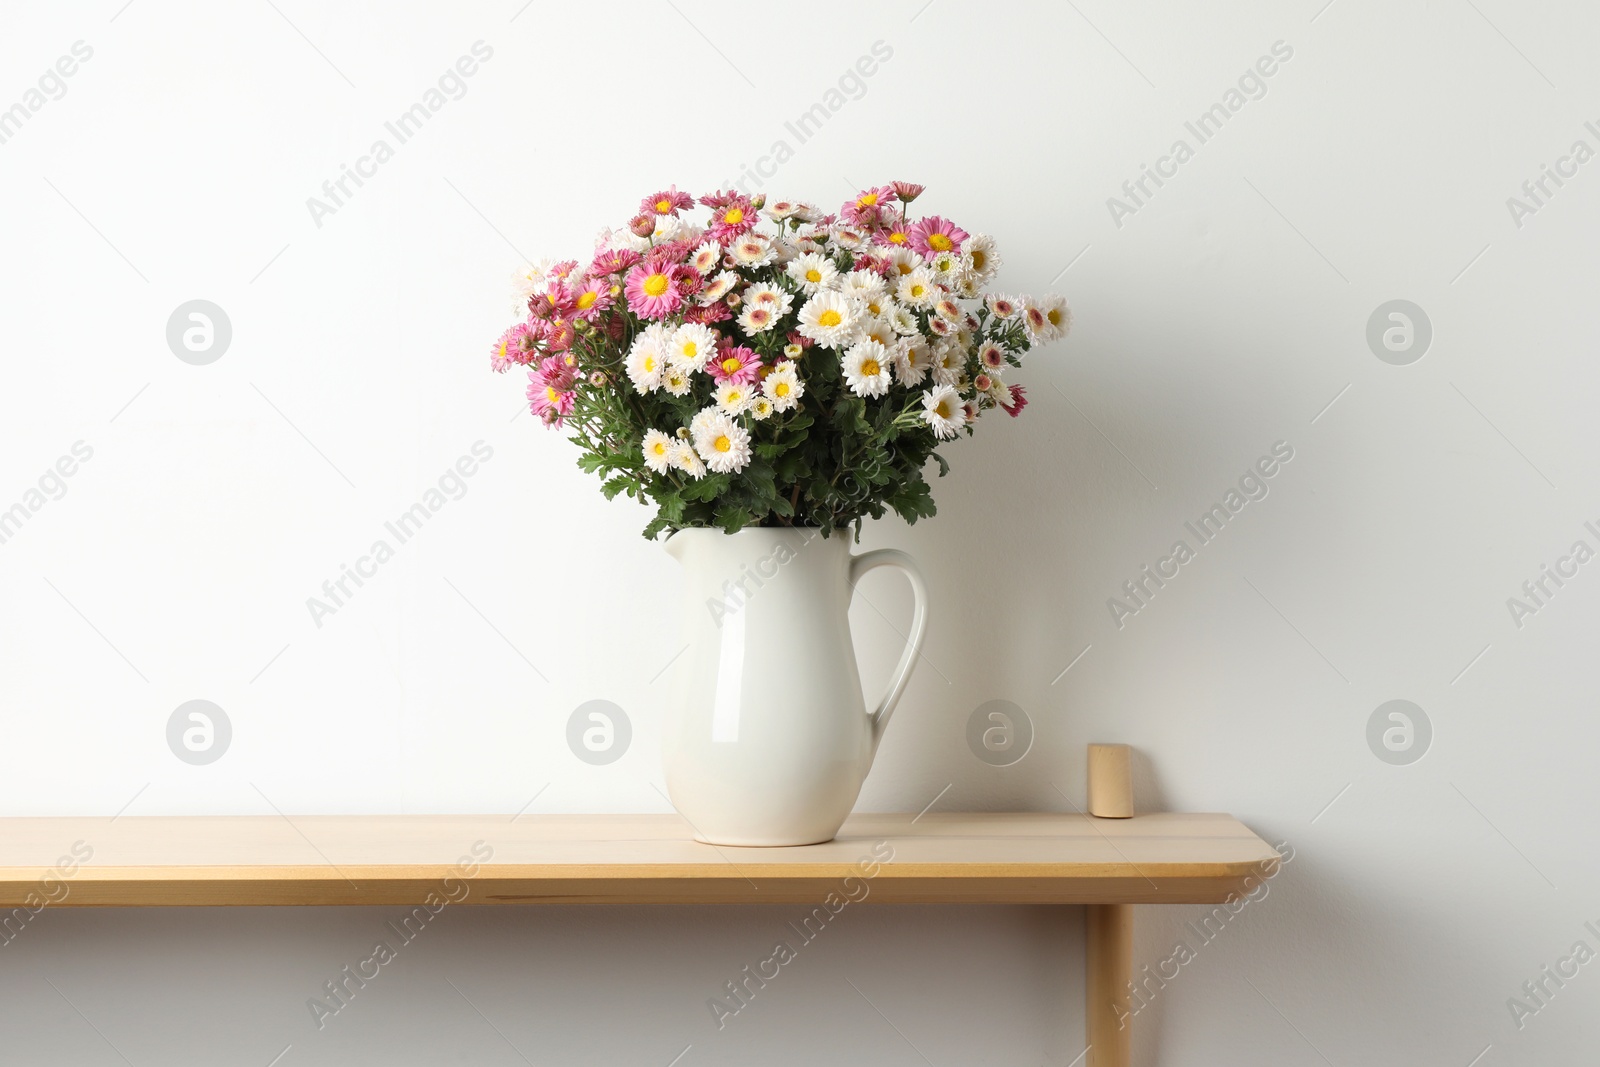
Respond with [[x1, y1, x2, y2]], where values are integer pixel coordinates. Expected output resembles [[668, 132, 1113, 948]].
[[848, 549, 929, 755]]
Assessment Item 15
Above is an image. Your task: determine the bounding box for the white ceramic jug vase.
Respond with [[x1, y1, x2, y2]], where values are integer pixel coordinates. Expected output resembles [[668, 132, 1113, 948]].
[[661, 527, 929, 846]]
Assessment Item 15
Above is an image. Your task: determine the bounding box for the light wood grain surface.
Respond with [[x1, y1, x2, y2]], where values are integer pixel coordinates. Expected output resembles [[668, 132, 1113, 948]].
[[0, 812, 1281, 907]]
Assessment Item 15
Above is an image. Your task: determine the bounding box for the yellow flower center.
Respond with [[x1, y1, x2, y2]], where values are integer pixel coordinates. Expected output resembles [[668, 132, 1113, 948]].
[[888, 232, 907, 245], [935, 400, 952, 418], [722, 357, 742, 374], [643, 273, 670, 297], [805, 269, 822, 283], [1047, 308, 1063, 326], [910, 284, 925, 298], [497, 343, 509, 358], [546, 387, 560, 403], [859, 193, 878, 207], [927, 233, 953, 252], [683, 341, 698, 358], [656, 199, 672, 213], [971, 249, 987, 270], [775, 382, 790, 397], [652, 442, 667, 456], [643, 355, 656, 372], [818, 309, 842, 327], [714, 435, 732, 453], [860, 359, 880, 377], [867, 301, 882, 315], [576, 291, 597, 310], [725, 207, 744, 225]]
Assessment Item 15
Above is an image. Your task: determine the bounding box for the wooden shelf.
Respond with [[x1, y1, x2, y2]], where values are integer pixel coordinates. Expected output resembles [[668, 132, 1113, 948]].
[[0, 811, 1277, 908]]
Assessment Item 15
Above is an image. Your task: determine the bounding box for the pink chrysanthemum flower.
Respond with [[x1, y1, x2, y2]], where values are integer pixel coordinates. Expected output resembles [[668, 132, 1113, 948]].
[[1001, 384, 1027, 417], [708, 344, 762, 386], [851, 252, 895, 277], [683, 302, 732, 325], [906, 216, 970, 256], [624, 258, 685, 319], [589, 247, 641, 277], [641, 186, 694, 217], [700, 190, 756, 241], [490, 323, 538, 373], [544, 317, 576, 352], [891, 181, 925, 203], [841, 185, 897, 228], [875, 219, 914, 250], [571, 278, 614, 319], [527, 356, 578, 427]]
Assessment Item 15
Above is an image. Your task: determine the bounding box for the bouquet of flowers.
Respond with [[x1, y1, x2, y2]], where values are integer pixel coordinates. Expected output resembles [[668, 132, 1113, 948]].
[[489, 182, 1070, 539]]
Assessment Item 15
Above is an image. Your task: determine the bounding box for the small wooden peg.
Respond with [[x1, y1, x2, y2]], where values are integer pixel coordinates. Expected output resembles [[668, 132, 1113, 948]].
[[1087, 744, 1133, 819]]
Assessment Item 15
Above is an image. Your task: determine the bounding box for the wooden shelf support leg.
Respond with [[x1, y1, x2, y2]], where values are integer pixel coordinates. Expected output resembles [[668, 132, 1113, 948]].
[[1086, 902, 1132, 1067]]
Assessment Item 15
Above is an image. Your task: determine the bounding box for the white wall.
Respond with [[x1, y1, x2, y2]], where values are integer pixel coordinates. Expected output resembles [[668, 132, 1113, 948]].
[[3, 0, 1596, 1063]]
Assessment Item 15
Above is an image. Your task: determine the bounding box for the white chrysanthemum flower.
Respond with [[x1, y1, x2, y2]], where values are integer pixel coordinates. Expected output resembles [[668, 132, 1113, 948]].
[[922, 384, 966, 439], [854, 316, 899, 349], [626, 327, 669, 391], [934, 298, 964, 323], [750, 396, 775, 420], [840, 269, 888, 301], [511, 260, 550, 312], [692, 412, 752, 473], [885, 247, 922, 277], [730, 233, 776, 268], [716, 380, 755, 414], [689, 241, 723, 275], [931, 340, 965, 386], [745, 285, 793, 314], [701, 270, 739, 305], [986, 292, 1020, 318], [669, 441, 706, 479], [662, 366, 692, 396], [831, 225, 867, 250], [896, 267, 939, 309], [861, 292, 896, 319], [738, 304, 780, 336], [894, 340, 932, 387], [690, 406, 720, 439], [842, 340, 893, 398], [765, 199, 803, 220], [928, 249, 963, 279], [963, 233, 1001, 279], [1025, 295, 1072, 342], [670, 323, 718, 372], [768, 236, 799, 265], [888, 304, 920, 336], [763, 363, 804, 411], [976, 341, 1006, 371], [642, 429, 674, 474], [796, 289, 861, 349], [783, 343, 804, 359], [786, 252, 839, 294], [987, 379, 1011, 409]]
